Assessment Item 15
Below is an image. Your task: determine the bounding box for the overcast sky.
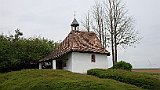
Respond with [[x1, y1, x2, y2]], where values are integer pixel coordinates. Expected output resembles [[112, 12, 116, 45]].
[[0, 0, 160, 68]]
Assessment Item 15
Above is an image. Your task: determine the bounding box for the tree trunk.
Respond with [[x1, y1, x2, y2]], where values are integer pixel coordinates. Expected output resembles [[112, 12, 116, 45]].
[[114, 34, 117, 64], [111, 32, 115, 65]]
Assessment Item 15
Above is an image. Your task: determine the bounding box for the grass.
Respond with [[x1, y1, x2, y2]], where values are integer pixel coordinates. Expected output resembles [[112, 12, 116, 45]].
[[87, 69, 160, 90], [0, 69, 143, 90]]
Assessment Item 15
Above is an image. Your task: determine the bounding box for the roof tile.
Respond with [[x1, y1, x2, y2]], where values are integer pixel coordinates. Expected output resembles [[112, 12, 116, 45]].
[[40, 30, 110, 61]]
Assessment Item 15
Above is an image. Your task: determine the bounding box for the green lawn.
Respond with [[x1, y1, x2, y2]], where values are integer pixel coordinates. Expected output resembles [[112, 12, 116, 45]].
[[0, 69, 143, 90]]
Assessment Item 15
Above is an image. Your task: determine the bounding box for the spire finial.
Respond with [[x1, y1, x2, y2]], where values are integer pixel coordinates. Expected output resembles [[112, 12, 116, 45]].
[[74, 11, 76, 18], [71, 12, 79, 31]]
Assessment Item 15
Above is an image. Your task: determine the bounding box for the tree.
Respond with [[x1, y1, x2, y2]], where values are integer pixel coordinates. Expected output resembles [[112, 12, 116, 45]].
[[0, 30, 57, 72], [104, 0, 140, 65], [81, 11, 91, 32], [82, 1, 109, 48], [82, 0, 140, 65], [14, 28, 23, 40]]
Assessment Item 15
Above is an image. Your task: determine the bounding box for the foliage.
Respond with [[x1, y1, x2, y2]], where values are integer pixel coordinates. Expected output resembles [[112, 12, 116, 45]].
[[0, 30, 56, 72], [87, 69, 160, 90], [111, 61, 132, 70], [0, 69, 143, 90]]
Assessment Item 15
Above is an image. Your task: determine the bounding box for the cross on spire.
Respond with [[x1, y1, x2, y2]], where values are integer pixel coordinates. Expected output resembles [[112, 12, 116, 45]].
[[71, 11, 79, 31], [74, 11, 76, 18]]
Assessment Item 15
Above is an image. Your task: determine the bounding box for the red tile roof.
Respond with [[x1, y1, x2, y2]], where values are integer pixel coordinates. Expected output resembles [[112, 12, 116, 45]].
[[40, 30, 110, 61]]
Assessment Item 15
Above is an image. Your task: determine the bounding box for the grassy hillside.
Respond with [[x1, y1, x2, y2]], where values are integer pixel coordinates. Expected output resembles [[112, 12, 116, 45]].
[[0, 69, 143, 90], [87, 69, 160, 90]]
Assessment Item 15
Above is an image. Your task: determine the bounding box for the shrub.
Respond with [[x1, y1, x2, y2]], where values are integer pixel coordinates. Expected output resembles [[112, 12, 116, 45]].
[[87, 69, 160, 90], [112, 61, 132, 70]]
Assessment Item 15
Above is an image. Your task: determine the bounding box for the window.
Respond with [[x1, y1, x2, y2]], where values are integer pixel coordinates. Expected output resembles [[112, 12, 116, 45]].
[[91, 54, 96, 62]]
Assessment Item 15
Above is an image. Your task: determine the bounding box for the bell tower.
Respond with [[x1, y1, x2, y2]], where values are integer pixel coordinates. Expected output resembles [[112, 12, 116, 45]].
[[71, 18, 79, 31]]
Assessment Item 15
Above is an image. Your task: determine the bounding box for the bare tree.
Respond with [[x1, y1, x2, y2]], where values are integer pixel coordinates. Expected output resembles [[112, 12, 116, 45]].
[[81, 11, 91, 32], [82, 0, 140, 65], [81, 1, 109, 48], [104, 0, 140, 65]]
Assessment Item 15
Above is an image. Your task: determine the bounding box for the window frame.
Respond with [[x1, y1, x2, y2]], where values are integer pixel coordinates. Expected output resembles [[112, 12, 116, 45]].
[[91, 54, 96, 62]]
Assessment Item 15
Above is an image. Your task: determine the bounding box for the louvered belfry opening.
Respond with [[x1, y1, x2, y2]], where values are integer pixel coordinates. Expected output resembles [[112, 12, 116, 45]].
[[71, 18, 79, 31]]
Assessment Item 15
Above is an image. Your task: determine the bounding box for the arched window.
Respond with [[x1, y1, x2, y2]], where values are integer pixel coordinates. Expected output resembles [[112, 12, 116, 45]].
[[91, 54, 96, 62]]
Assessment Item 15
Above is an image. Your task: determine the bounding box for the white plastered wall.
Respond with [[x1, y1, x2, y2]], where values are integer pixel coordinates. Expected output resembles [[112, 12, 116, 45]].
[[71, 52, 108, 73]]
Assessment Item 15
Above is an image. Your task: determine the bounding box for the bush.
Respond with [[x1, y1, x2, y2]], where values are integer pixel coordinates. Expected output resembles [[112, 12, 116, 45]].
[[87, 69, 160, 90], [112, 61, 132, 70]]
